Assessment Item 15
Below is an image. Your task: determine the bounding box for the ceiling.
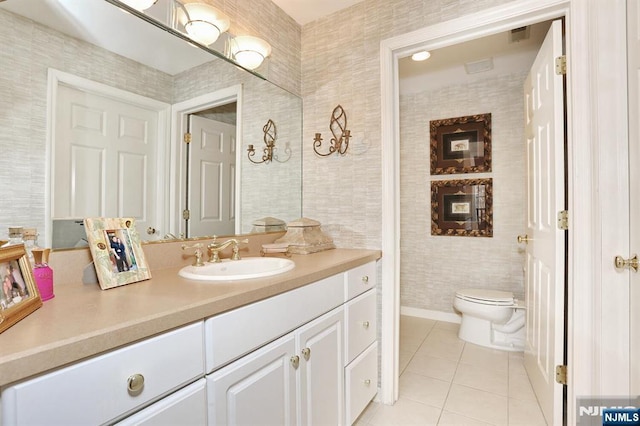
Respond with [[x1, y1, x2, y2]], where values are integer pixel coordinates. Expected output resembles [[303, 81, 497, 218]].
[[271, 0, 363, 25]]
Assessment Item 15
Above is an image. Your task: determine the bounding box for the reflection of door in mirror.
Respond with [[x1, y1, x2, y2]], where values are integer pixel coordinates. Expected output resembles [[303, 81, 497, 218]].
[[50, 72, 169, 248], [187, 113, 236, 237]]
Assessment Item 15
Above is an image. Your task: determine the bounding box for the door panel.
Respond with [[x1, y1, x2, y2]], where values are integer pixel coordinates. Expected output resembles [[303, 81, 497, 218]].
[[523, 19, 565, 425], [187, 115, 236, 237], [55, 84, 161, 240]]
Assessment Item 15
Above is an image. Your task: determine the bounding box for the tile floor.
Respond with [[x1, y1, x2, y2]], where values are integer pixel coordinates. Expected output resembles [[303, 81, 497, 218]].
[[355, 315, 547, 425]]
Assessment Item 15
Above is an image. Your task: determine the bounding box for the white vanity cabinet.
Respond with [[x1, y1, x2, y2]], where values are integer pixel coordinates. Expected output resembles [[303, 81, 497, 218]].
[[1, 322, 205, 426], [206, 260, 378, 426], [208, 307, 344, 425]]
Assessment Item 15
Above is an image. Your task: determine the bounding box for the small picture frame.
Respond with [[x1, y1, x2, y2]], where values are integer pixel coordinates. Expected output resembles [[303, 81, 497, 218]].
[[84, 218, 151, 290], [430, 113, 492, 174], [431, 178, 493, 237], [0, 245, 43, 333]]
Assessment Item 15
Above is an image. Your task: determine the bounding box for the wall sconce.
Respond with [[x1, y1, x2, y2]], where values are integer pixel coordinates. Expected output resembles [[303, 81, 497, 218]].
[[177, 2, 230, 46], [247, 119, 291, 164], [229, 35, 272, 70], [313, 105, 351, 157], [120, 0, 158, 11]]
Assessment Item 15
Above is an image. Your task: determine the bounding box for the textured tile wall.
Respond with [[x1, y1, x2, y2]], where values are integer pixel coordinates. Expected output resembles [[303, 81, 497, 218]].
[[300, 0, 517, 250], [399, 72, 528, 313]]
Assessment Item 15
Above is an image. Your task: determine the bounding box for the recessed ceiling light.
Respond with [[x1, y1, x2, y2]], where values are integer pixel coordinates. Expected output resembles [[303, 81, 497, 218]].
[[411, 51, 431, 61]]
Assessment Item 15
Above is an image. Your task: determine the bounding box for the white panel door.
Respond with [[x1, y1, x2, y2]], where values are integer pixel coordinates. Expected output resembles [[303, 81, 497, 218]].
[[55, 84, 160, 240], [628, 0, 640, 395], [297, 308, 344, 426], [187, 115, 236, 237], [207, 334, 297, 426], [522, 19, 565, 425]]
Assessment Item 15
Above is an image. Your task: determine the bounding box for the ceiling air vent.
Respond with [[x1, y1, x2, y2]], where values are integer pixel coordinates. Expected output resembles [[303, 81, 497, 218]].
[[510, 26, 530, 43]]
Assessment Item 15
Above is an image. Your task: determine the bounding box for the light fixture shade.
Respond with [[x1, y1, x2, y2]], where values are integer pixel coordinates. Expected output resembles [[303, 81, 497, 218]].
[[120, 0, 158, 11], [230, 35, 272, 70], [179, 3, 230, 46], [411, 51, 431, 61]]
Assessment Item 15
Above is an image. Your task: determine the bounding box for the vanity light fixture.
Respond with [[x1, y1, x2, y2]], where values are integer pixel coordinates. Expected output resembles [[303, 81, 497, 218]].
[[411, 50, 431, 61], [178, 2, 230, 46], [119, 0, 158, 11], [313, 105, 351, 157], [247, 119, 291, 164], [229, 35, 272, 70]]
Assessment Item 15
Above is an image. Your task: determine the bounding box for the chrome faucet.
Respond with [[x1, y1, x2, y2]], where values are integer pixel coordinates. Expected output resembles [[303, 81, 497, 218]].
[[207, 236, 249, 263]]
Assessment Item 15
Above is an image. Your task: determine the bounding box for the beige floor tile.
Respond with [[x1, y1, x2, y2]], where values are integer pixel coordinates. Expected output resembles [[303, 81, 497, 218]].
[[401, 316, 437, 334], [438, 410, 494, 425], [444, 384, 508, 425], [353, 400, 380, 425], [399, 349, 414, 374], [406, 353, 459, 382], [400, 371, 451, 408], [425, 328, 465, 346], [433, 321, 461, 332], [508, 398, 547, 425], [454, 362, 509, 396], [508, 357, 528, 377], [369, 397, 442, 426], [508, 373, 537, 401], [459, 343, 509, 373], [402, 336, 428, 353], [416, 338, 465, 361]]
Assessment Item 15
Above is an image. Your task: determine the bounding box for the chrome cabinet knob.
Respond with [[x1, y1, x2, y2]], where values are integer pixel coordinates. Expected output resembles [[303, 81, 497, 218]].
[[362, 275, 369, 284], [362, 321, 370, 329]]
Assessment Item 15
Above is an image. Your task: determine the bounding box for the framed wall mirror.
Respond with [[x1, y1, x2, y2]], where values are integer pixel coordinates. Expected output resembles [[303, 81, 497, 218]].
[[0, 0, 302, 249]]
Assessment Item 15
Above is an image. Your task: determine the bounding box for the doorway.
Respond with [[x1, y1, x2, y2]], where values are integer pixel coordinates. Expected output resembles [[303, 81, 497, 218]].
[[170, 85, 243, 239]]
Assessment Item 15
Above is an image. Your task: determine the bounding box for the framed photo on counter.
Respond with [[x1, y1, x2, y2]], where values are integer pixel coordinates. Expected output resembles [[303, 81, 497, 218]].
[[0, 244, 42, 333], [84, 217, 151, 290]]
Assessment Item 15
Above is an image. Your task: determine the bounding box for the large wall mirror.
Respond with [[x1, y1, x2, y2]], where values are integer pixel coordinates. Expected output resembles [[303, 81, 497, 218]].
[[0, 0, 302, 249]]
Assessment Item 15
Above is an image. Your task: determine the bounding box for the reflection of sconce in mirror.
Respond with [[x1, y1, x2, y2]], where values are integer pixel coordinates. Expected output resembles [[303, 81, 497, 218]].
[[120, 0, 158, 11], [313, 105, 351, 156], [248, 119, 291, 164], [229, 35, 272, 70], [177, 2, 230, 46]]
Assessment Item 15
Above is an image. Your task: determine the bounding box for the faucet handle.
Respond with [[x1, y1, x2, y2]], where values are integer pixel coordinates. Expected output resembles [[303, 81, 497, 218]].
[[182, 243, 205, 267], [231, 239, 250, 260]]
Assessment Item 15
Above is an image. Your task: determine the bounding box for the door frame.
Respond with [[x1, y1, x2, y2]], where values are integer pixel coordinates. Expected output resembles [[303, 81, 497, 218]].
[[170, 85, 243, 237], [379, 0, 630, 424], [46, 68, 171, 248]]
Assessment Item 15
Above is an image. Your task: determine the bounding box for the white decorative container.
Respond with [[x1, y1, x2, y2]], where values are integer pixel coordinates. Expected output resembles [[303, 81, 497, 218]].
[[274, 218, 335, 254]]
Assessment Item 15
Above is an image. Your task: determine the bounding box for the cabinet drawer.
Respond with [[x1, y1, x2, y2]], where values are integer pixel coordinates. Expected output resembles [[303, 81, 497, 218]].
[[344, 261, 376, 301], [1, 322, 205, 426], [345, 289, 377, 363], [115, 379, 207, 426], [205, 273, 343, 373], [345, 342, 378, 425]]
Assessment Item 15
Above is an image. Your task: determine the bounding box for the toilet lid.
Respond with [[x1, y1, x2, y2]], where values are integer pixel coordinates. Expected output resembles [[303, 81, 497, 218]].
[[455, 288, 514, 305]]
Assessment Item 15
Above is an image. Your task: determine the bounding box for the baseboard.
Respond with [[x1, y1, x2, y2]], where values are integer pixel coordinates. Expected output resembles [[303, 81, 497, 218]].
[[400, 306, 461, 324]]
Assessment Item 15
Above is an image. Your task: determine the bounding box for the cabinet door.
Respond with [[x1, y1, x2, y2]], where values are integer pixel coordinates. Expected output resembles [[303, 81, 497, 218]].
[[208, 334, 297, 425], [298, 307, 344, 426]]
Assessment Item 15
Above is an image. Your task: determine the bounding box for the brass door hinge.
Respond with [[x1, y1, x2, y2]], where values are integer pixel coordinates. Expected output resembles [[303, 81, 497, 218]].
[[183, 132, 192, 144], [555, 365, 567, 385], [182, 209, 190, 220], [557, 210, 568, 230], [555, 55, 567, 75]]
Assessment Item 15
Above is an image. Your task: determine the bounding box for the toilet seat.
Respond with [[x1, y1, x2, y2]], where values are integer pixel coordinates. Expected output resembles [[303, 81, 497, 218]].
[[455, 288, 515, 306]]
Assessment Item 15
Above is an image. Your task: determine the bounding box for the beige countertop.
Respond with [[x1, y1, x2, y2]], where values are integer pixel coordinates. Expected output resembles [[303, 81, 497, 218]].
[[0, 248, 381, 388]]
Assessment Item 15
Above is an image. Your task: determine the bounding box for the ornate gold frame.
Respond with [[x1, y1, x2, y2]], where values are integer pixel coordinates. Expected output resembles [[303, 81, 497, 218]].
[[0, 245, 42, 333], [430, 113, 492, 175], [431, 178, 493, 237]]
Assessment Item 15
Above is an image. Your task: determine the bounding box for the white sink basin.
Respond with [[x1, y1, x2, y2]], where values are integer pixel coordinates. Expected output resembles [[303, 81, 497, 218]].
[[178, 257, 295, 281]]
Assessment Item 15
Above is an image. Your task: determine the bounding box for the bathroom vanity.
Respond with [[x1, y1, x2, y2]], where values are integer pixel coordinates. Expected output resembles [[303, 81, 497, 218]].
[[0, 248, 380, 425]]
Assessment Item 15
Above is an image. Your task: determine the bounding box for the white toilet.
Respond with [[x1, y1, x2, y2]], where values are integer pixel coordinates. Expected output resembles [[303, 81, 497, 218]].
[[453, 288, 525, 352]]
